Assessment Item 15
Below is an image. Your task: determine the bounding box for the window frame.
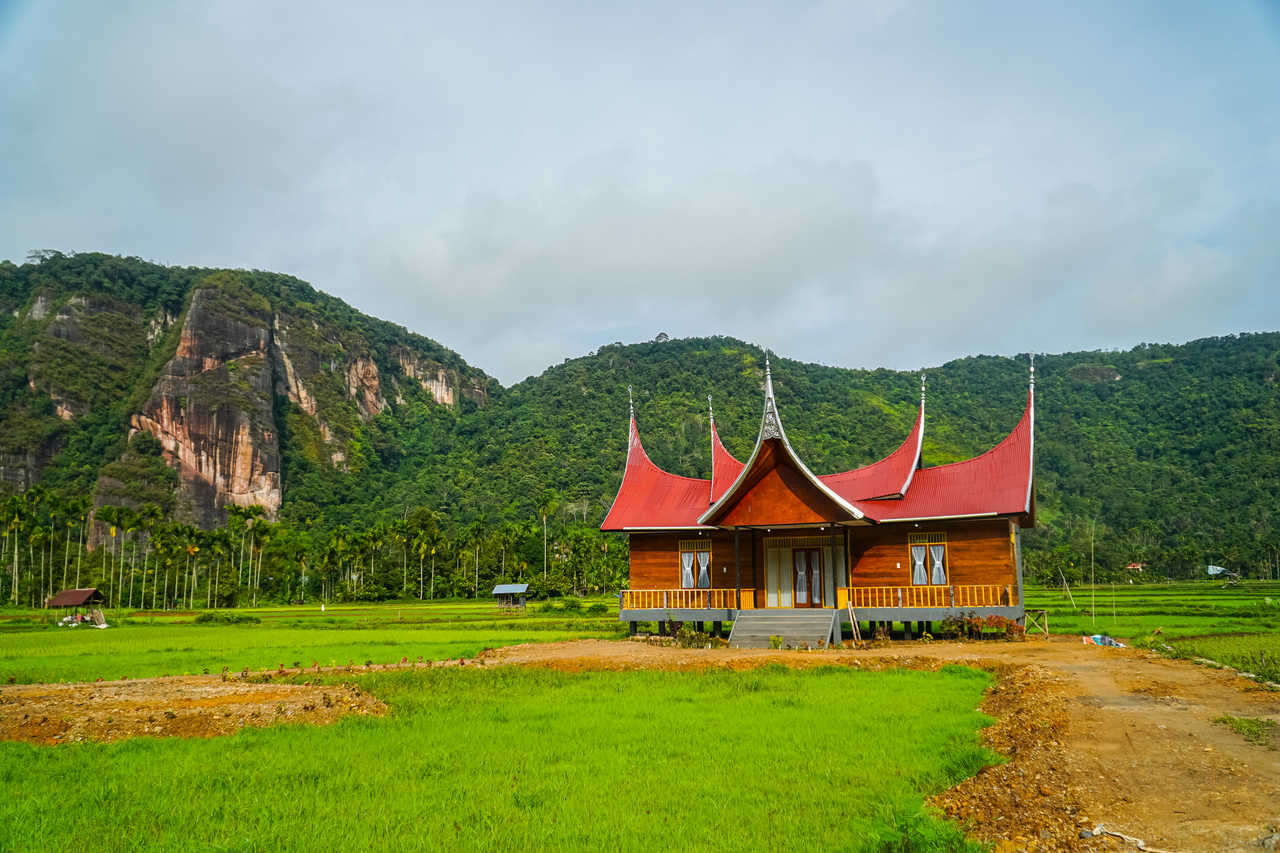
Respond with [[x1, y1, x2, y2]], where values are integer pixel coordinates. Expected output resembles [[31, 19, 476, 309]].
[[677, 539, 712, 589], [907, 532, 948, 585]]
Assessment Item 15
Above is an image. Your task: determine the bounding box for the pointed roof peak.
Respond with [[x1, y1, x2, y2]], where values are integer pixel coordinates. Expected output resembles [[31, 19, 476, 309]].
[[1029, 353, 1035, 389], [760, 355, 783, 442], [920, 372, 927, 403], [627, 385, 635, 420], [707, 394, 714, 423]]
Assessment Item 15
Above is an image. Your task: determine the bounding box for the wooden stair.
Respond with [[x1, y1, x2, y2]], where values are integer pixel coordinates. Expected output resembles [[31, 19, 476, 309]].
[[728, 610, 841, 649]]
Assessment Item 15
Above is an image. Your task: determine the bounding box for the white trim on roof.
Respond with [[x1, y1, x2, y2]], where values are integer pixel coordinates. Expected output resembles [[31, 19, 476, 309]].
[[697, 358, 865, 526], [897, 377, 927, 497], [1025, 360, 1036, 514]]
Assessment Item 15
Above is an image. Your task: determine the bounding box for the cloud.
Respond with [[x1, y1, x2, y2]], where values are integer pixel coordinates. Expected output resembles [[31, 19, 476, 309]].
[[1, 1, 1277, 383]]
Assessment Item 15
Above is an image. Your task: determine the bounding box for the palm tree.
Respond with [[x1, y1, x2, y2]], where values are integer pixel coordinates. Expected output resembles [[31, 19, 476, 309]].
[[391, 518, 409, 595], [536, 489, 559, 581], [118, 507, 139, 611], [467, 519, 485, 598], [96, 506, 120, 606]]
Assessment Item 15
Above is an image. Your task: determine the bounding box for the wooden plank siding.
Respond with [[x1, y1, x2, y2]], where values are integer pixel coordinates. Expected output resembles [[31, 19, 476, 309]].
[[628, 531, 762, 591], [627, 518, 1017, 601], [847, 519, 1016, 588]]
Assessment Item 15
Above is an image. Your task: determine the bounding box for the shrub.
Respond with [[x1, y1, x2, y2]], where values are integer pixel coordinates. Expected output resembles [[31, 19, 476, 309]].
[[559, 597, 583, 612], [585, 602, 609, 615], [675, 624, 710, 648], [193, 612, 261, 625]]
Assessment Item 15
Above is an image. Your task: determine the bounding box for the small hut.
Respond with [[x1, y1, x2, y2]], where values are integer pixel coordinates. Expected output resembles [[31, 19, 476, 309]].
[[47, 588, 107, 626], [492, 583, 529, 611]]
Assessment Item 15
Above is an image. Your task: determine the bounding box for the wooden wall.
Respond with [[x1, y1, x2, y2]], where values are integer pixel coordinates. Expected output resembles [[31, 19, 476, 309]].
[[848, 519, 1015, 587], [629, 518, 1017, 592], [628, 531, 759, 590]]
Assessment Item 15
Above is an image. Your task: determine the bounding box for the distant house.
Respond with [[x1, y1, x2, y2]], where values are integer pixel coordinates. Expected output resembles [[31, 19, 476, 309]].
[[492, 583, 529, 610], [1125, 562, 1146, 573]]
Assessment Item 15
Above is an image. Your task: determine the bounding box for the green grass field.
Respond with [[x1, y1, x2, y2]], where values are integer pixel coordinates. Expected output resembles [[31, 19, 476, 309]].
[[1022, 581, 1280, 640], [4, 585, 1278, 850], [1, 664, 996, 852], [0, 600, 626, 684]]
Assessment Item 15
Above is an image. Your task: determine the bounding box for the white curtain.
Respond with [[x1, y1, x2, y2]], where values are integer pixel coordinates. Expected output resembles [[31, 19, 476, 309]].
[[930, 544, 946, 585], [795, 552, 809, 603], [696, 550, 710, 589], [911, 545, 927, 585], [681, 551, 695, 588]]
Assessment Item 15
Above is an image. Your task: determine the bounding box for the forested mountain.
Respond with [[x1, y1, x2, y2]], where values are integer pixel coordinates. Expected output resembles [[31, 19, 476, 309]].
[[1, 252, 1277, 607]]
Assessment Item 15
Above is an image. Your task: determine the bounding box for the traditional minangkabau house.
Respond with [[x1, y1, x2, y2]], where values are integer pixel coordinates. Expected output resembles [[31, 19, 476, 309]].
[[601, 359, 1035, 645]]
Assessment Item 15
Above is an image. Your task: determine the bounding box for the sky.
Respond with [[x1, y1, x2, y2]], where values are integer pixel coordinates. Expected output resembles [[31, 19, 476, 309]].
[[1, 1, 1278, 385]]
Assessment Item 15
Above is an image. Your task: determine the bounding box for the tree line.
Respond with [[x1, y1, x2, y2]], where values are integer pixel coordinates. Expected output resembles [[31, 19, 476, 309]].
[[3, 487, 626, 610]]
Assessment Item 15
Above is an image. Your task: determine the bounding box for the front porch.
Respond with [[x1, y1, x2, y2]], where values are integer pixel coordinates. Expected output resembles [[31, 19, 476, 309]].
[[618, 583, 1024, 631]]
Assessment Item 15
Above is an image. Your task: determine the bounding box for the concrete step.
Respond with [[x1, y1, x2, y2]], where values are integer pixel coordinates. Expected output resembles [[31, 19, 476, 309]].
[[728, 610, 839, 649]]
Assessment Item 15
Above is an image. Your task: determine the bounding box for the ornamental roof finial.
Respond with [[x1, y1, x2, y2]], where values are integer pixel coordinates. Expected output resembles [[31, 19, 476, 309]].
[[1029, 353, 1035, 389], [628, 385, 634, 420], [921, 372, 927, 402], [764, 352, 775, 401], [707, 394, 714, 423]]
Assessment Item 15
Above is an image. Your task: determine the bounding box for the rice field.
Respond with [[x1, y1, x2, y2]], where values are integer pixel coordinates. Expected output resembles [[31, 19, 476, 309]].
[[0, 599, 626, 684], [1, 664, 996, 852], [1022, 581, 1280, 640]]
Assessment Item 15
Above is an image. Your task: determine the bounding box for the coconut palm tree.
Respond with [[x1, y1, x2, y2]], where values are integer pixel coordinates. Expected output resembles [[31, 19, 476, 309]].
[[536, 489, 558, 581]]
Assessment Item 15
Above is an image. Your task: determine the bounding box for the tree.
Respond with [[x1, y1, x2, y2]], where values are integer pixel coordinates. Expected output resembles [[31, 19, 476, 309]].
[[535, 489, 559, 581]]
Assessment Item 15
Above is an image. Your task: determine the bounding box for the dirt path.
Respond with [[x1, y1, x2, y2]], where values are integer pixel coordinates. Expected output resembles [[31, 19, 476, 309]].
[[480, 637, 1280, 852]]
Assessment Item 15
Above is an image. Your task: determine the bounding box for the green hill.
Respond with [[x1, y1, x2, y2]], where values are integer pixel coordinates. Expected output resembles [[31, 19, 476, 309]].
[[1, 252, 1277, 604]]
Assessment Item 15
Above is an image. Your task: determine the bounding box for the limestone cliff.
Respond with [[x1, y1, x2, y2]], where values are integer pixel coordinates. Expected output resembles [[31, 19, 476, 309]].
[[130, 282, 281, 527], [0, 253, 495, 529]]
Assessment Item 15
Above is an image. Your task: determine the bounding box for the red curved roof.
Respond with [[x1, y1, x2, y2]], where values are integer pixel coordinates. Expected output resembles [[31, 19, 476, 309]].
[[600, 417, 711, 530], [865, 390, 1033, 521], [710, 418, 744, 504], [601, 381, 1034, 531], [820, 398, 923, 502]]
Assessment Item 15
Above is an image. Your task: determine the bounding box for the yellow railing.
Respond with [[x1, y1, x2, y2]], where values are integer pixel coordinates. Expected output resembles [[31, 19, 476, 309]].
[[621, 588, 752, 610], [840, 584, 1015, 609]]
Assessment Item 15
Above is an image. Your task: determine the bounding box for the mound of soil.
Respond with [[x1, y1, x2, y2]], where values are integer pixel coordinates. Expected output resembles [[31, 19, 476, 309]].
[[0, 676, 385, 745]]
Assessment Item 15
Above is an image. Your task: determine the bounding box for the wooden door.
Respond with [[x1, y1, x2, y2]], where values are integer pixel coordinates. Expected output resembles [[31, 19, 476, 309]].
[[793, 549, 822, 607]]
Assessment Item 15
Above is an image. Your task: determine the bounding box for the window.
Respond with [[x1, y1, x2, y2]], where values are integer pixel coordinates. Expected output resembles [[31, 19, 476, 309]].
[[678, 540, 711, 589], [907, 533, 947, 585]]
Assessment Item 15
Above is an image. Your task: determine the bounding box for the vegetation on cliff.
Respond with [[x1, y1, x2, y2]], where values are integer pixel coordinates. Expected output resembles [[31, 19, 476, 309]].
[[1, 252, 1278, 606]]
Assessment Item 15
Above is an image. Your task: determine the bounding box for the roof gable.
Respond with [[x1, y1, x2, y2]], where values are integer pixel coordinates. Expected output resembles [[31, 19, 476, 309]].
[[699, 358, 865, 527]]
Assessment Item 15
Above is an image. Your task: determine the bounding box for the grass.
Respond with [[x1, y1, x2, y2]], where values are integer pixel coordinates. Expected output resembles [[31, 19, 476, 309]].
[[1213, 714, 1278, 749], [0, 664, 997, 851], [1152, 633, 1280, 683], [0, 600, 625, 684], [1022, 581, 1280, 641]]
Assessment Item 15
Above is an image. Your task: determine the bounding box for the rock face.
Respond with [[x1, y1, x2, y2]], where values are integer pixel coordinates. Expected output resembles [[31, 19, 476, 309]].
[[1, 255, 493, 528], [131, 285, 282, 527], [394, 347, 489, 408], [121, 276, 491, 527]]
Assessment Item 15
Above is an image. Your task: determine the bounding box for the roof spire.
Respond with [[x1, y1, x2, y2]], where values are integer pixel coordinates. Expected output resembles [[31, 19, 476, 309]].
[[1029, 353, 1035, 389], [627, 385, 634, 420], [760, 352, 782, 440], [921, 372, 927, 403], [707, 394, 714, 423]]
